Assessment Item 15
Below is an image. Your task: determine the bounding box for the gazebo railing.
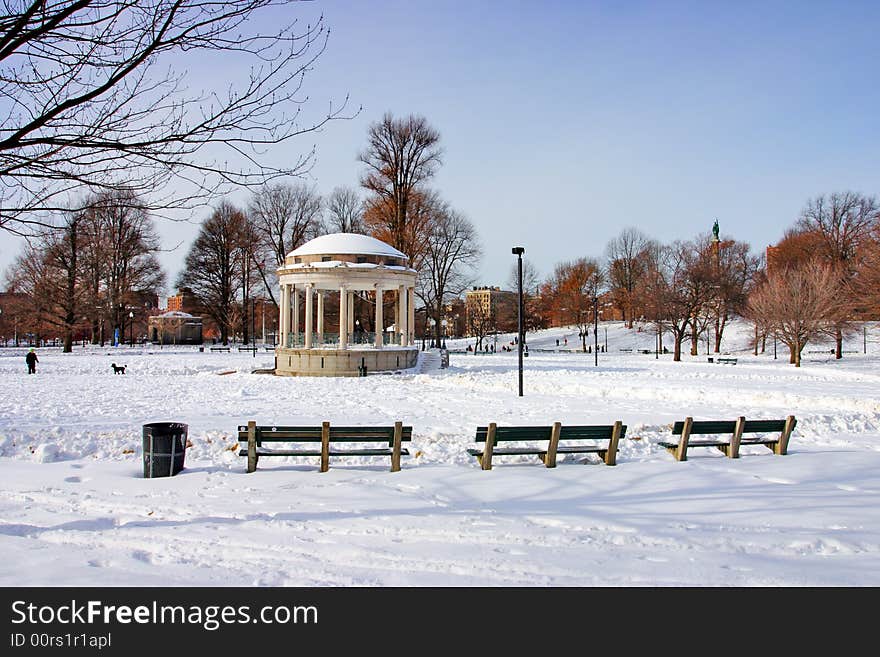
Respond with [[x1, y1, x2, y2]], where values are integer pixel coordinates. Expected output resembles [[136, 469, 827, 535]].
[[284, 331, 405, 348]]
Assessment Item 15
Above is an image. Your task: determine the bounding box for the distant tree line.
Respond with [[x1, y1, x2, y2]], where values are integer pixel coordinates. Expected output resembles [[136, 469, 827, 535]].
[[515, 191, 880, 366]]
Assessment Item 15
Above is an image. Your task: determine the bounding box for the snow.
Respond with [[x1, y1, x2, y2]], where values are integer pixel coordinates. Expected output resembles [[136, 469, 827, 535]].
[[286, 233, 408, 259], [155, 311, 195, 318], [1, 320, 879, 586]]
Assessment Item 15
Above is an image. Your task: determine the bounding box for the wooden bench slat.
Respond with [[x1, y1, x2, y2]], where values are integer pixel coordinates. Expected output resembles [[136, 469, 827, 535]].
[[659, 440, 729, 448], [240, 448, 411, 457], [474, 426, 554, 442], [559, 426, 620, 439], [468, 447, 547, 456], [742, 420, 787, 433], [673, 420, 737, 434], [555, 445, 607, 453]]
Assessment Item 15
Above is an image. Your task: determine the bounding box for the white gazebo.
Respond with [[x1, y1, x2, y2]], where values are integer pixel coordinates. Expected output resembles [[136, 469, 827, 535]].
[[274, 233, 419, 376]]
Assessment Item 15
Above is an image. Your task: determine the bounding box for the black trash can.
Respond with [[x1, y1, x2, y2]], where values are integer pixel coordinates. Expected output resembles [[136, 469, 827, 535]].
[[142, 422, 188, 478]]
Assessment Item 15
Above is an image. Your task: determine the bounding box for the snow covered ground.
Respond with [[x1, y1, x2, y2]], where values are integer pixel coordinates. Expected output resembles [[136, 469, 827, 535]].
[[1, 320, 879, 586]]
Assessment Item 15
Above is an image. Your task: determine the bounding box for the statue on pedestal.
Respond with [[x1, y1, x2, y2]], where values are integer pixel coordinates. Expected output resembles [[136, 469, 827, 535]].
[[712, 219, 720, 241]]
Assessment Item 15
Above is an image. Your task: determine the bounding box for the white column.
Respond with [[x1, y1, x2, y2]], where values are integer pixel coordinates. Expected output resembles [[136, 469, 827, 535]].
[[339, 286, 348, 349], [348, 292, 355, 334], [408, 286, 415, 346], [375, 289, 384, 349], [304, 284, 313, 349], [395, 289, 401, 345], [317, 290, 324, 340], [292, 286, 299, 342], [279, 284, 289, 347], [399, 285, 409, 347]]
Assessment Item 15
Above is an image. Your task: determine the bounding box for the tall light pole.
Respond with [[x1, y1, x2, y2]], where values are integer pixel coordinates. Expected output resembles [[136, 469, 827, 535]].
[[128, 311, 134, 347], [512, 247, 525, 396], [592, 296, 598, 367], [252, 298, 256, 357]]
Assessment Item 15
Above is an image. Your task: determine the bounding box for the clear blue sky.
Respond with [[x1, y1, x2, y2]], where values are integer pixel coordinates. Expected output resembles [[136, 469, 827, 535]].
[[2, 0, 878, 295]]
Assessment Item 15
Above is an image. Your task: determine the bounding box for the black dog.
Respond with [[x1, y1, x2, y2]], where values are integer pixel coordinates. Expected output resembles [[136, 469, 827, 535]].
[[111, 363, 126, 375]]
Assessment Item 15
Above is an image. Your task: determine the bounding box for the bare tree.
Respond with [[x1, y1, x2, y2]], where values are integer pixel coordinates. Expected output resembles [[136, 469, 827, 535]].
[[747, 260, 844, 367], [466, 302, 493, 352], [248, 182, 325, 266], [247, 181, 324, 309], [1, 1, 354, 235], [605, 228, 653, 328], [797, 192, 880, 358], [364, 187, 437, 273], [547, 258, 604, 352], [5, 211, 84, 351], [642, 241, 711, 362], [417, 200, 481, 348], [86, 191, 165, 340], [326, 186, 365, 234], [177, 201, 248, 344], [358, 113, 442, 257], [711, 237, 760, 352]]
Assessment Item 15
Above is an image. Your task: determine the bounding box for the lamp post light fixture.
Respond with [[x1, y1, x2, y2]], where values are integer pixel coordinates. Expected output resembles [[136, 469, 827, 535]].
[[592, 296, 599, 367], [128, 311, 134, 347], [512, 246, 525, 396], [440, 319, 447, 349]]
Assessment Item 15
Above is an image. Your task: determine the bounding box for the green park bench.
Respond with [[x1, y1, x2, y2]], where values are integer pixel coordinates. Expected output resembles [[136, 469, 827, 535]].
[[238, 421, 411, 473], [658, 416, 797, 461], [467, 421, 626, 470]]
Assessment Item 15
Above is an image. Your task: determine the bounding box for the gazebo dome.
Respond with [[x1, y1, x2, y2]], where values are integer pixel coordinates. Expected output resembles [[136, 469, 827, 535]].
[[287, 233, 407, 260]]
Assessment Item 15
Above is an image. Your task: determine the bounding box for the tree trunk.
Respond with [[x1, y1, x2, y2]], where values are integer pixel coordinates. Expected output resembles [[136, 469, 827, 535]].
[[689, 318, 698, 356], [836, 328, 842, 359], [673, 334, 682, 361]]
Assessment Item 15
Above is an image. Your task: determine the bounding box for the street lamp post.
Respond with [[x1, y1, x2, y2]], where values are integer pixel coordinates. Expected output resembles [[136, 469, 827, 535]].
[[252, 298, 257, 357], [128, 311, 134, 347], [512, 247, 525, 396], [592, 296, 598, 367]]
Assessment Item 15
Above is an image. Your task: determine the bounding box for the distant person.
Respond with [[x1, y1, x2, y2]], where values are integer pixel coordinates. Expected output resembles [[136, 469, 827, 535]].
[[556, 339, 559, 346], [25, 348, 38, 374]]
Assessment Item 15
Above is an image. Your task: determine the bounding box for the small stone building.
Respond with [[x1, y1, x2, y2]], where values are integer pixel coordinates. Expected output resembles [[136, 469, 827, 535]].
[[148, 311, 203, 345]]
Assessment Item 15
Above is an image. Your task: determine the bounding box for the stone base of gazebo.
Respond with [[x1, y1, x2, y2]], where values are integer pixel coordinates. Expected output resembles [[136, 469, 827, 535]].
[[274, 347, 419, 377]]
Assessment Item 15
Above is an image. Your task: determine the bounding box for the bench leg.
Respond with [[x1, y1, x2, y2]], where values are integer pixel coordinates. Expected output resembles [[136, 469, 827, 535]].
[[728, 416, 745, 459], [674, 417, 693, 462], [481, 423, 496, 471], [320, 421, 330, 472], [604, 420, 623, 466], [776, 415, 796, 455], [544, 422, 561, 468], [391, 421, 402, 472], [247, 421, 257, 473]]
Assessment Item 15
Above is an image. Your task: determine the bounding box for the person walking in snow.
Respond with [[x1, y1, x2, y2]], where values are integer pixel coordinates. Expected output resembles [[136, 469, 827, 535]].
[[25, 348, 38, 374]]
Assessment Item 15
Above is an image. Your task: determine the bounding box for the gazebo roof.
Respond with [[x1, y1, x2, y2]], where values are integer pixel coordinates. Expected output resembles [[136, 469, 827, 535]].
[[287, 233, 407, 260]]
